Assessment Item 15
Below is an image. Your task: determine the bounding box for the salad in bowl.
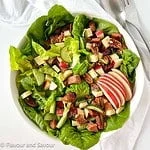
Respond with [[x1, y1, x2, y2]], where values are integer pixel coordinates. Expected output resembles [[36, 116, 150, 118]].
[[9, 5, 140, 150]]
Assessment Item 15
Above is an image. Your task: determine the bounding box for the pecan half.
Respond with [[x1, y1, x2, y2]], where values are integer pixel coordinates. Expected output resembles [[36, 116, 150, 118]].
[[83, 73, 93, 84]]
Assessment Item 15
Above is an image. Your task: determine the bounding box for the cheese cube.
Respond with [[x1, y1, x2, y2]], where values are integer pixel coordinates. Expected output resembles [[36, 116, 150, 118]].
[[102, 36, 110, 48]]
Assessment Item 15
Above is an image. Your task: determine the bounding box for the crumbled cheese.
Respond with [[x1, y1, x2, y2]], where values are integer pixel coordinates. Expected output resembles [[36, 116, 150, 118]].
[[49, 81, 57, 90], [34, 56, 45, 66], [83, 28, 93, 38], [89, 54, 99, 62], [64, 30, 71, 37], [52, 65, 60, 73], [88, 69, 98, 79], [21, 91, 32, 99], [102, 36, 110, 48]]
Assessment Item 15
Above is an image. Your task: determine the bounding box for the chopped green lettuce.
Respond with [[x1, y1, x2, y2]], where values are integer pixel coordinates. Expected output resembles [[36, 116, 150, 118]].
[[104, 102, 130, 131], [66, 81, 90, 98], [19, 97, 45, 130], [39, 65, 58, 78], [33, 69, 44, 86], [20, 36, 33, 56], [72, 14, 89, 39], [59, 121, 100, 150], [45, 5, 74, 38], [61, 37, 80, 64], [32, 41, 61, 59], [56, 103, 71, 129], [120, 49, 140, 83], [20, 76, 35, 91], [27, 5, 74, 43], [44, 90, 57, 113], [27, 16, 48, 44], [9, 46, 32, 72], [32, 88, 46, 110], [32, 41, 46, 56], [64, 37, 79, 53], [44, 44, 61, 58], [93, 18, 119, 34], [73, 60, 89, 75]]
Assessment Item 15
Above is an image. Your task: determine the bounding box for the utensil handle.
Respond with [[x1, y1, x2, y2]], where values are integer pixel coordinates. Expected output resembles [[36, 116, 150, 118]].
[[136, 46, 150, 82], [127, 21, 150, 52]]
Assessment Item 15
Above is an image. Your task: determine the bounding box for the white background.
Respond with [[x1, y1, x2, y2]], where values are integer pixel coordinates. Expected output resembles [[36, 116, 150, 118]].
[[0, 0, 150, 150], [133, 0, 150, 150]]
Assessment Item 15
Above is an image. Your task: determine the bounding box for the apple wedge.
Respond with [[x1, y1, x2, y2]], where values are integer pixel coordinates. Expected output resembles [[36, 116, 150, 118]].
[[98, 81, 120, 109], [108, 71, 132, 100], [98, 79, 122, 107], [99, 76, 125, 106], [111, 69, 130, 85], [102, 74, 127, 101]]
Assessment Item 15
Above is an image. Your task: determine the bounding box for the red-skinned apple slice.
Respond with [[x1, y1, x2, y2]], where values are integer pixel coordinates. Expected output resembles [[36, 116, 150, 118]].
[[98, 81, 120, 109], [108, 71, 132, 100], [99, 76, 125, 106], [102, 74, 127, 101], [111, 69, 130, 85], [98, 79, 121, 107]]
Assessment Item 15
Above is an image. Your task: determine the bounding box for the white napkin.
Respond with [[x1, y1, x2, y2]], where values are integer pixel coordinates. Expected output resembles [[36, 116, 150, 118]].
[[0, 0, 150, 150]]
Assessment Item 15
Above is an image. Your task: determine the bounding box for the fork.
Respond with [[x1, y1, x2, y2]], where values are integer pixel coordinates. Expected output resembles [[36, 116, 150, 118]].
[[99, 0, 150, 81], [121, 0, 150, 52]]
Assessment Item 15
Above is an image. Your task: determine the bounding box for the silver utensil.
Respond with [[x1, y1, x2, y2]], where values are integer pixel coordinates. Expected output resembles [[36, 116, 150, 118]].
[[99, 0, 150, 81], [121, 0, 150, 51]]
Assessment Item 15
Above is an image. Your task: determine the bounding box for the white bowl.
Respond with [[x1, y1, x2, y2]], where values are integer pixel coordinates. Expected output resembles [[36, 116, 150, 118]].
[[10, 10, 145, 149]]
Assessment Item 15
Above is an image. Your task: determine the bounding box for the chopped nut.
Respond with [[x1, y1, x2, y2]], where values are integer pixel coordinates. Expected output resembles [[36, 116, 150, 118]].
[[67, 75, 81, 85], [83, 73, 93, 84], [105, 102, 116, 116]]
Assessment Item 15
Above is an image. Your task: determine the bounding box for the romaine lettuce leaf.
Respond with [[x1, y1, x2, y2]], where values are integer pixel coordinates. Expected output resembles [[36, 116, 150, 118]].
[[66, 81, 90, 98], [61, 37, 80, 65], [39, 65, 58, 78], [20, 76, 35, 91], [64, 37, 79, 53], [45, 121, 59, 136], [93, 18, 119, 34], [9, 46, 32, 72], [72, 14, 89, 39], [32, 41, 61, 59], [44, 90, 57, 113], [33, 69, 44, 86], [54, 77, 65, 95], [32, 41, 46, 56], [73, 60, 89, 75], [32, 88, 46, 110], [19, 97, 45, 130], [71, 53, 80, 68], [59, 121, 100, 150], [16, 70, 33, 93], [120, 49, 140, 83], [45, 5, 74, 38], [27, 5, 74, 43], [27, 16, 48, 44], [44, 44, 61, 58], [78, 49, 91, 56], [20, 96, 59, 136], [20, 36, 33, 56], [104, 102, 130, 131]]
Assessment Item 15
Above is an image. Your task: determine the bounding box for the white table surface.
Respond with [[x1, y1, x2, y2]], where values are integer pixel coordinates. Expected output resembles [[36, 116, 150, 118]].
[[0, 0, 150, 150], [133, 1, 150, 150]]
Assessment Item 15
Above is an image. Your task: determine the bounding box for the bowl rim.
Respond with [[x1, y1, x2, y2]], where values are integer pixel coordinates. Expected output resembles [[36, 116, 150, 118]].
[[10, 11, 145, 144]]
